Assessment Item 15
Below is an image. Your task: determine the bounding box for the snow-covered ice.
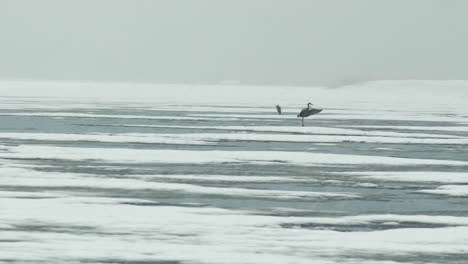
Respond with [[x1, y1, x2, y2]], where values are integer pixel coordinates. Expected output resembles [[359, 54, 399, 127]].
[[1, 80, 468, 264]]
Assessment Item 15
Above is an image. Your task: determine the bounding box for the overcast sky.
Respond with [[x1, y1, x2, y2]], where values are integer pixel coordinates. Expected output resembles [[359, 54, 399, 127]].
[[0, 0, 467, 86]]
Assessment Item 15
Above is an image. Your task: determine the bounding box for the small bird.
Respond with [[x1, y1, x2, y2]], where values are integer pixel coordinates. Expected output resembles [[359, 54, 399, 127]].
[[275, 104, 282, 115], [297, 102, 322, 126]]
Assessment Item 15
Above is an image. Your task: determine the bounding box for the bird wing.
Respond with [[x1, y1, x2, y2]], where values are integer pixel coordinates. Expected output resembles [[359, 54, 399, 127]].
[[308, 109, 322, 115], [297, 108, 307, 117]]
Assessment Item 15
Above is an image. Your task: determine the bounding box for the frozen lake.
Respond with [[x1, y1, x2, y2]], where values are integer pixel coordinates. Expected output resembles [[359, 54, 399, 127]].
[[1, 81, 468, 264]]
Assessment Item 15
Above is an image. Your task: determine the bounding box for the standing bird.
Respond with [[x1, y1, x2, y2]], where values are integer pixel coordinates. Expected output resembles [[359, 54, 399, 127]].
[[275, 104, 282, 115], [297, 102, 322, 126]]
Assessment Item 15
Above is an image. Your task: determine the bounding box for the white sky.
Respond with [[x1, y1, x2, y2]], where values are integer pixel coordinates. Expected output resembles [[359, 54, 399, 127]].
[[0, 0, 467, 86]]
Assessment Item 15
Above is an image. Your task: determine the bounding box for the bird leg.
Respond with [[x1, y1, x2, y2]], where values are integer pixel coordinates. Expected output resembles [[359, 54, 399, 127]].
[[301, 117, 304, 127]]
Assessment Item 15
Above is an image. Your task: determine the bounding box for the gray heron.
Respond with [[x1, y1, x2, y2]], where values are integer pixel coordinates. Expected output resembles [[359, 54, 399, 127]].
[[276, 105, 282, 115], [297, 102, 322, 126]]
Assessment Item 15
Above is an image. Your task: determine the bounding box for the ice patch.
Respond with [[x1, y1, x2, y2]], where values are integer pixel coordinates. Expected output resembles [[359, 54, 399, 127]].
[[354, 183, 379, 188], [344, 172, 468, 183], [373, 147, 398, 151], [3, 131, 466, 146], [32, 131, 465, 145], [344, 125, 468, 133], [0, 170, 355, 200], [0, 132, 212, 145], [147, 105, 277, 113], [190, 113, 468, 123], [1, 145, 466, 166], [418, 185, 468, 197], [121, 124, 460, 139], [0, 112, 241, 121], [0, 191, 67, 199], [323, 180, 345, 184], [136, 174, 316, 183], [171, 133, 468, 145], [287, 214, 468, 226]]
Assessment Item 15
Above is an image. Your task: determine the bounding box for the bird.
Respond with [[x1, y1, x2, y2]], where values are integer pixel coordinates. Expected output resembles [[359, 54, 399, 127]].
[[275, 104, 282, 115], [297, 102, 322, 126]]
